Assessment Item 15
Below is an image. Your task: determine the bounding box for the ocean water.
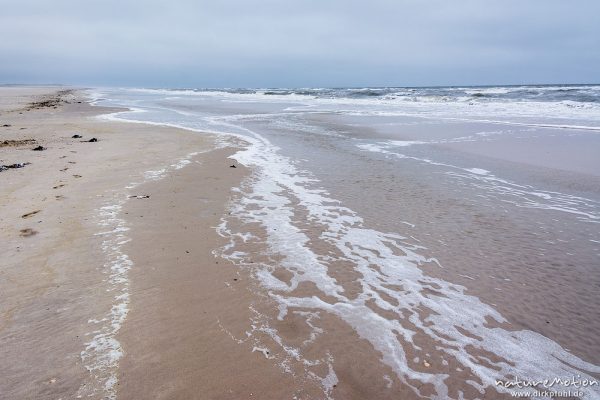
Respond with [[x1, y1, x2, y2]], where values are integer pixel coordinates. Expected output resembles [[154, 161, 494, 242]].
[[92, 85, 600, 399]]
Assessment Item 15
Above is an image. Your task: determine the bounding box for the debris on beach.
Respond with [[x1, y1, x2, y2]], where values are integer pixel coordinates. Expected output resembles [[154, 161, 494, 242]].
[[32, 145, 46, 151], [29, 99, 60, 109], [0, 139, 36, 148], [87, 138, 98, 142], [72, 134, 82, 139], [2, 124, 12, 127], [26, 90, 73, 110], [229, 164, 237, 168], [129, 195, 150, 199], [0, 162, 30, 172], [21, 210, 41, 219]]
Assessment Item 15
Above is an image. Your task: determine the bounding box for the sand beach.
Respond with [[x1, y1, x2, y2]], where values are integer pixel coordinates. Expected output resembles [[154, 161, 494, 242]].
[[2, 86, 599, 400]]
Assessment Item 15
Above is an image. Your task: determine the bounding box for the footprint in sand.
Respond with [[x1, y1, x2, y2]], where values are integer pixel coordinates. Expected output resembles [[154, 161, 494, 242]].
[[19, 228, 38, 237]]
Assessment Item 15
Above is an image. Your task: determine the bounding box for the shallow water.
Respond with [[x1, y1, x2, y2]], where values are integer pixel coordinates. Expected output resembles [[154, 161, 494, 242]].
[[93, 86, 600, 399]]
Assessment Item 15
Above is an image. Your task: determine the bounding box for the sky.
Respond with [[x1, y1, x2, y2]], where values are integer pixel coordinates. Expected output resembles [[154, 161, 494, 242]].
[[1, 0, 599, 88]]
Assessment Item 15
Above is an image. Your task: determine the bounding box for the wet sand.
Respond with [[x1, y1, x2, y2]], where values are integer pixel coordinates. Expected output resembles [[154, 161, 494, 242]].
[[114, 148, 315, 399]]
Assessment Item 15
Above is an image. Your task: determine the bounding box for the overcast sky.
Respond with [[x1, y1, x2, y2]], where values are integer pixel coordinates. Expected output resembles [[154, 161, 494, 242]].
[[1, 0, 599, 88]]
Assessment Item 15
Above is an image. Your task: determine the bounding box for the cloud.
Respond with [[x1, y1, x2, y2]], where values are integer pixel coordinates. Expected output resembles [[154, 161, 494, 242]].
[[1, 0, 599, 86]]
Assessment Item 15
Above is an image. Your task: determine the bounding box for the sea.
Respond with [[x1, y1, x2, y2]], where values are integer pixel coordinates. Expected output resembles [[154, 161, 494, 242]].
[[92, 85, 600, 399]]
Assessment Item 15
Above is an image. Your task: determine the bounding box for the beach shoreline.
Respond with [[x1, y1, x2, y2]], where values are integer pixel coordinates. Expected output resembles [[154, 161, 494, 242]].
[[0, 87, 254, 399], [2, 86, 599, 400]]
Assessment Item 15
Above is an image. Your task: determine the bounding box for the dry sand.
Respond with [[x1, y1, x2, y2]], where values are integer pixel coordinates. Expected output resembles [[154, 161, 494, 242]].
[[0, 87, 285, 399]]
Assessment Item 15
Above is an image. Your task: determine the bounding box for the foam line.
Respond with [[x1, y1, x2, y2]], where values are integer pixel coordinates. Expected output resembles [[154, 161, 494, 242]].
[[358, 141, 600, 224], [76, 113, 205, 398], [218, 131, 600, 398]]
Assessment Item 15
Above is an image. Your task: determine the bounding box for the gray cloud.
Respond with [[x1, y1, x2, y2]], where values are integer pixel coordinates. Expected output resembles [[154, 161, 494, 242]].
[[1, 0, 599, 87]]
